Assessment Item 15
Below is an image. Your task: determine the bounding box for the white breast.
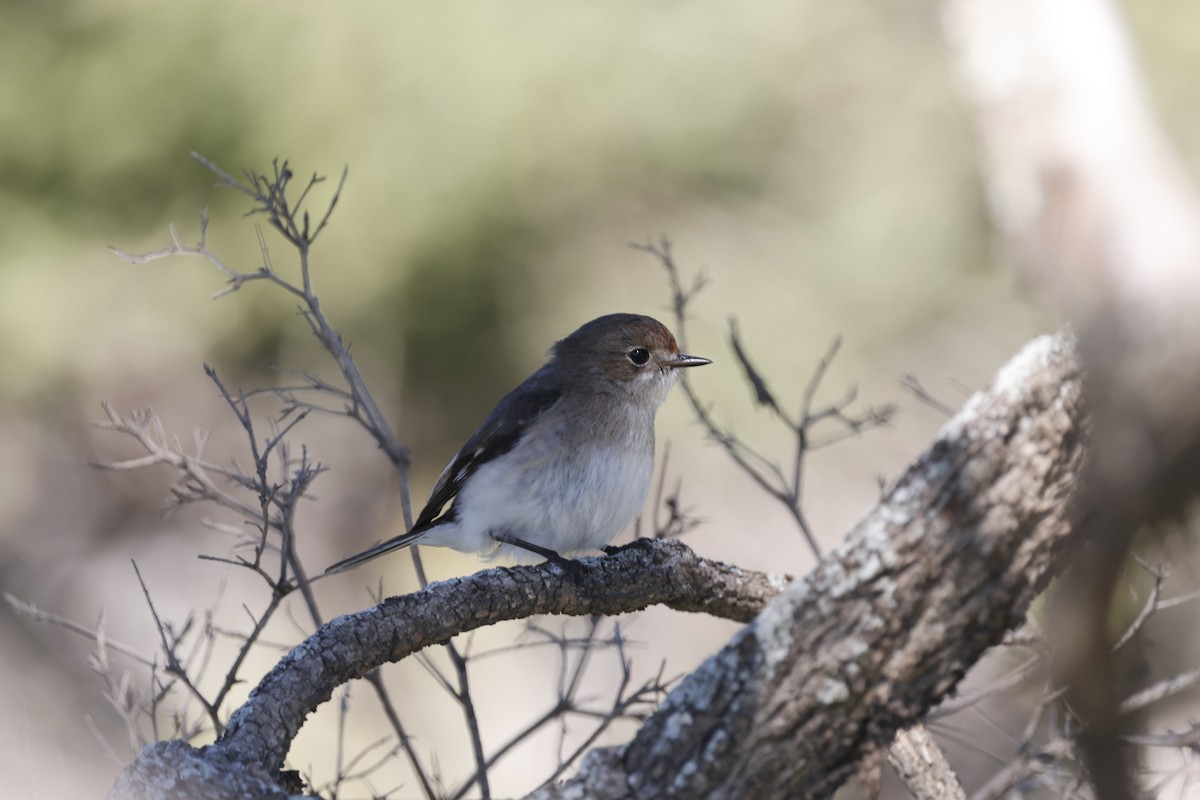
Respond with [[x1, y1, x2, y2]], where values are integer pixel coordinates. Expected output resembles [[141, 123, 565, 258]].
[[548, 444, 655, 552], [428, 439, 654, 560]]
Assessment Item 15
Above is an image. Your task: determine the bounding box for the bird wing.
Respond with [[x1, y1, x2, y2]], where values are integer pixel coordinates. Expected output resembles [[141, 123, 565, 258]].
[[411, 369, 563, 534]]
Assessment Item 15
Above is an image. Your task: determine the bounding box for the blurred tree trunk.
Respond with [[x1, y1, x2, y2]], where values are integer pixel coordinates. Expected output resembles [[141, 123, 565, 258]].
[[943, 0, 1200, 795]]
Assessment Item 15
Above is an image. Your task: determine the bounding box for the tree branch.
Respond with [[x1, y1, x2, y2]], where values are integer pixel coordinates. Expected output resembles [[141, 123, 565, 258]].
[[888, 725, 967, 800]]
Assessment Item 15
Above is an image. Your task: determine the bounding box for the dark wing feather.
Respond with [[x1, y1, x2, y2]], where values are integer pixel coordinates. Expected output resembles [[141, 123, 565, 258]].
[[411, 369, 562, 534]]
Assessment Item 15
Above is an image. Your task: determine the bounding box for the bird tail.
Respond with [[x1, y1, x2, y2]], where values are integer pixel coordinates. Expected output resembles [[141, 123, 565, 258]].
[[323, 528, 428, 575]]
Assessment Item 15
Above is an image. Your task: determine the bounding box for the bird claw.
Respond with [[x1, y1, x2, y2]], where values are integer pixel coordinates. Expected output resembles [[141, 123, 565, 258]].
[[602, 538, 656, 557]]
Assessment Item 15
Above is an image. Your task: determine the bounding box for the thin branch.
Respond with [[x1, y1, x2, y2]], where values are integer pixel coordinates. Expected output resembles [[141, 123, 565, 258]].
[[1119, 667, 1200, 715], [3, 593, 155, 667], [132, 562, 222, 736], [901, 375, 957, 417], [446, 645, 491, 800]]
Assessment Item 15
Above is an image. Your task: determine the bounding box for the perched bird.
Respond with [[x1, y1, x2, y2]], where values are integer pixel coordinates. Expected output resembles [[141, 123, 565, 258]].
[[325, 313, 710, 573]]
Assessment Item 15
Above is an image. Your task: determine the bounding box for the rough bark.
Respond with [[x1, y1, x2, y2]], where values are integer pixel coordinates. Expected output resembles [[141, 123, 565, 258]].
[[109, 332, 1085, 799], [887, 725, 967, 800], [106, 741, 296, 800]]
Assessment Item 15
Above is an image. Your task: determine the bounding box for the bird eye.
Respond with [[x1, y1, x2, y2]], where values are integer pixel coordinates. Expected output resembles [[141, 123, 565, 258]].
[[627, 348, 650, 366]]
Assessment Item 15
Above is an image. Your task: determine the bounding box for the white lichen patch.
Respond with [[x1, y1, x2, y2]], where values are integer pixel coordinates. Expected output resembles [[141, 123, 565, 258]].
[[823, 561, 854, 599], [844, 638, 869, 658], [816, 676, 851, 705], [853, 550, 885, 585], [839, 638, 869, 681], [669, 759, 700, 793], [872, 576, 898, 608], [754, 583, 808, 679], [661, 708, 695, 741]]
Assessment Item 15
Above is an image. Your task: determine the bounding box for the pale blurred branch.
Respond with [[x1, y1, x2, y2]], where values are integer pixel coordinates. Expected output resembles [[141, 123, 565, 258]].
[[1119, 667, 1200, 715], [3, 593, 155, 667], [968, 739, 1076, 800], [943, 0, 1200, 795], [86, 617, 148, 761], [92, 402, 260, 520]]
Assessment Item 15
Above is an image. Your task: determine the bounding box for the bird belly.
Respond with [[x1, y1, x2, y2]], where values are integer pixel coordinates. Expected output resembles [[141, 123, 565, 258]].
[[444, 443, 653, 560]]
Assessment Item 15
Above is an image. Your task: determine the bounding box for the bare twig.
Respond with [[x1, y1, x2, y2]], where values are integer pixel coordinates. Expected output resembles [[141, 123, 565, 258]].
[[636, 237, 894, 560], [3, 593, 155, 666], [132, 562, 222, 735], [901, 375, 956, 418]]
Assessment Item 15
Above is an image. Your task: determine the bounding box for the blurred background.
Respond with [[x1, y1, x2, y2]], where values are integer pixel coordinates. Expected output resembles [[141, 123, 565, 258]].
[[2, 1, 1199, 798]]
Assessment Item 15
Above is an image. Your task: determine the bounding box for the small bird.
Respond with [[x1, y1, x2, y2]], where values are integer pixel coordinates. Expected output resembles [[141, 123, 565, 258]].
[[325, 313, 711, 574]]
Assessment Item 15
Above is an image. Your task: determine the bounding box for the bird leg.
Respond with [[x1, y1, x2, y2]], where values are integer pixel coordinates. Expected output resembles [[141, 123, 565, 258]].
[[491, 532, 572, 567]]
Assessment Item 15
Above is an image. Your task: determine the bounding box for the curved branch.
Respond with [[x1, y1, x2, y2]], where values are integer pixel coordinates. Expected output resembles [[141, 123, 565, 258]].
[[215, 540, 784, 772]]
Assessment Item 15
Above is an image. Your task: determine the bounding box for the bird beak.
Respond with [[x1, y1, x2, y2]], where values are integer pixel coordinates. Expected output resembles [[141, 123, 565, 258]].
[[668, 353, 712, 368]]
